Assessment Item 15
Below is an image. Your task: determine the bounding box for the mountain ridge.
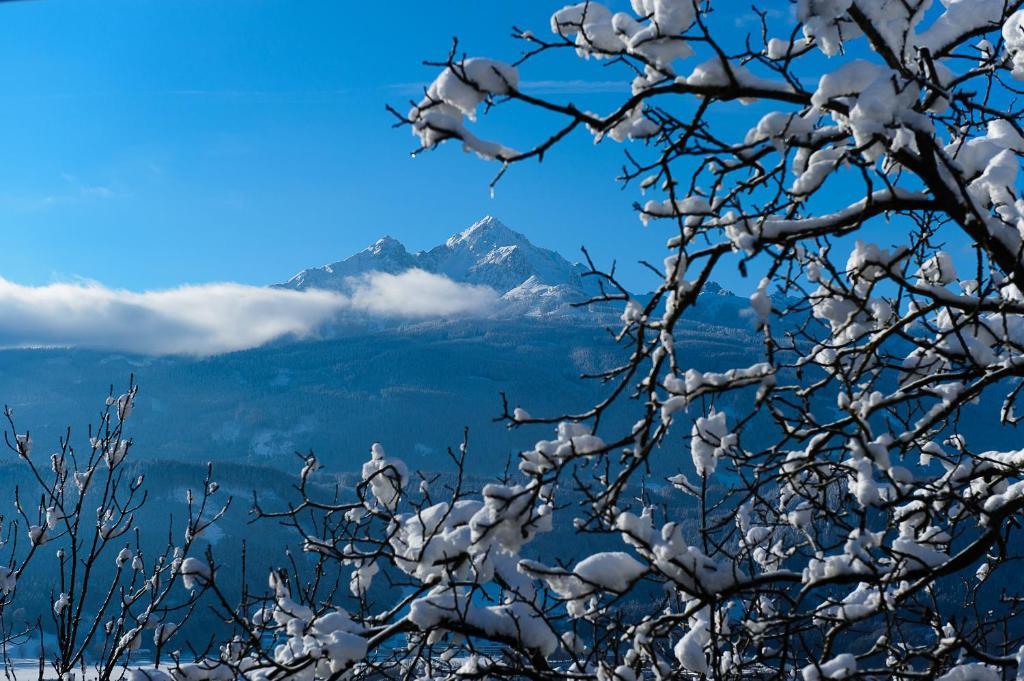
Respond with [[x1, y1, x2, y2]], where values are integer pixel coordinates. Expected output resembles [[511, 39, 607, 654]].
[[279, 216, 600, 316], [278, 215, 760, 324]]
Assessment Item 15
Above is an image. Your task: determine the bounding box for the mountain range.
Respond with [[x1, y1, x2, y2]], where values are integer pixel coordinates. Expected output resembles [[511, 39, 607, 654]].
[[278, 215, 761, 324], [280, 215, 611, 318]]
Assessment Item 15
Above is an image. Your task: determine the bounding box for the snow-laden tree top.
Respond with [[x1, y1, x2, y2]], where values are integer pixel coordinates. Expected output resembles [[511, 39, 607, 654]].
[[393, 2, 1024, 678]]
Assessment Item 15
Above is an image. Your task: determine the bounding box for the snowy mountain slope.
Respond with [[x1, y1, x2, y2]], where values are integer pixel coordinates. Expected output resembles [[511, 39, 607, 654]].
[[280, 216, 600, 317], [283, 235, 418, 290], [274, 214, 780, 335], [422, 216, 591, 293]]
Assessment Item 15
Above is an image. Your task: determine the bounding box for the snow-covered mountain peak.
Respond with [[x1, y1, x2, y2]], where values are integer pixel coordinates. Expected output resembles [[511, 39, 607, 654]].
[[445, 215, 529, 251], [365, 235, 408, 256], [280, 235, 416, 291], [700, 281, 734, 296]]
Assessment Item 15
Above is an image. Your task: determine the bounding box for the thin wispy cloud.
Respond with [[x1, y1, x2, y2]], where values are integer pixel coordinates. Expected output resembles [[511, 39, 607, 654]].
[[519, 79, 629, 94], [382, 79, 628, 97], [733, 6, 790, 27], [8, 81, 620, 106], [156, 89, 351, 102], [2, 89, 352, 104], [60, 172, 119, 201], [0, 270, 496, 356], [0, 173, 126, 211]]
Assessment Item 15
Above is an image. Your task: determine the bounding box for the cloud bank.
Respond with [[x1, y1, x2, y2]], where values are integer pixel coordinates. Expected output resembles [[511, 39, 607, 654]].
[[0, 270, 497, 356], [348, 269, 498, 318]]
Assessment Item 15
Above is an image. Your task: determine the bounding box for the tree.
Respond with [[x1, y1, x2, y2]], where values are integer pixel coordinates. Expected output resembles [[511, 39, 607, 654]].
[[0, 382, 227, 681], [378, 2, 1024, 678], [21, 1, 1024, 680]]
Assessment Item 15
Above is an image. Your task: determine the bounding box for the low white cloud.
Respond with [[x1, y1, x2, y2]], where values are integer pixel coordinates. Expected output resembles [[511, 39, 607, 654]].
[[347, 269, 499, 318], [0, 279, 345, 356], [0, 270, 497, 356]]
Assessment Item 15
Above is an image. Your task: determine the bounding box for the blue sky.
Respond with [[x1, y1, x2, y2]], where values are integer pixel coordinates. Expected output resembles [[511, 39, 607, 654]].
[[0, 0, 982, 356], [0, 0, 709, 293]]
